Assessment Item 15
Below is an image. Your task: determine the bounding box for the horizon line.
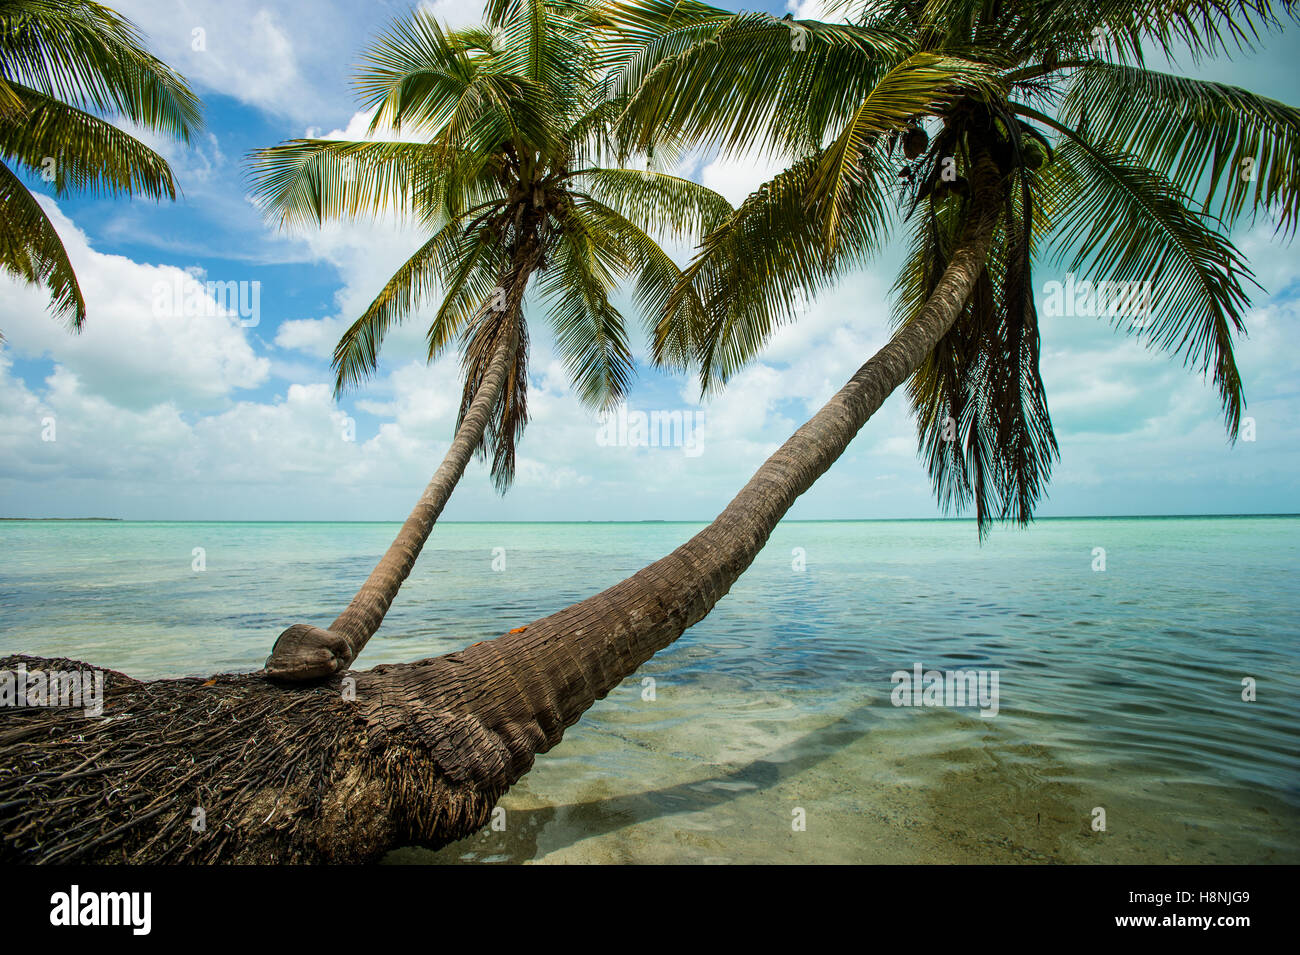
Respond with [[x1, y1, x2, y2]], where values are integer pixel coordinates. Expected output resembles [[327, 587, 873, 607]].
[[2, 513, 1297, 524]]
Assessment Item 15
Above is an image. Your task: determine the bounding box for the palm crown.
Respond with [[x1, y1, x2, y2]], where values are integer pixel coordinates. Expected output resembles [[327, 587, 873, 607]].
[[0, 0, 202, 333], [250, 0, 729, 489], [605, 0, 1299, 533]]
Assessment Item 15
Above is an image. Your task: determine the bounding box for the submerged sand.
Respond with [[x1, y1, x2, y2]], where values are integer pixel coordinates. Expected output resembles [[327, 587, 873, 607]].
[[385, 680, 1298, 865]]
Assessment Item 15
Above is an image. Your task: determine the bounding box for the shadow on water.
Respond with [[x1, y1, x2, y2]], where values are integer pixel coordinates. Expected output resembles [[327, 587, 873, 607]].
[[384, 705, 876, 864]]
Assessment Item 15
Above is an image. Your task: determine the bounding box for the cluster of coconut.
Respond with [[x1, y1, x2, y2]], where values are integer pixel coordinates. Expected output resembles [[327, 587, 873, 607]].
[[894, 117, 1052, 201]]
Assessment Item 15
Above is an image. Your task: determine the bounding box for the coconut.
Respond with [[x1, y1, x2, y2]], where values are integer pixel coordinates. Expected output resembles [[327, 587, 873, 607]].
[[902, 126, 929, 160], [1022, 139, 1047, 171]]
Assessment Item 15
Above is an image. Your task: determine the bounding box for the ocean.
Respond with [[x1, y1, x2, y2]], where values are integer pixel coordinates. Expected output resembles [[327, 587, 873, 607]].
[[1, 516, 1297, 863]]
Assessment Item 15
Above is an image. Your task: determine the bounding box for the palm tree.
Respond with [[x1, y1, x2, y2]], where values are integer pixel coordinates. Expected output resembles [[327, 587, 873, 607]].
[[250, 0, 729, 681], [3, 0, 1297, 863], [0, 0, 202, 336], [603, 0, 1298, 535]]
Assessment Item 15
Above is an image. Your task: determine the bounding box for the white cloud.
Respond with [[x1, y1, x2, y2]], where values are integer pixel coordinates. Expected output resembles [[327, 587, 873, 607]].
[[698, 150, 788, 207], [419, 0, 488, 31], [106, 0, 492, 126], [112, 0, 328, 123], [0, 199, 269, 410], [0, 356, 195, 484], [785, 0, 847, 21], [355, 358, 463, 434], [309, 108, 414, 143], [274, 314, 352, 360], [266, 215, 437, 372]]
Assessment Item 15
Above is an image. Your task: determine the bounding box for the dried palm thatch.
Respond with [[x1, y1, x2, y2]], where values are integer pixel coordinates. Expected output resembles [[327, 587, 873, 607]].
[[0, 655, 503, 863]]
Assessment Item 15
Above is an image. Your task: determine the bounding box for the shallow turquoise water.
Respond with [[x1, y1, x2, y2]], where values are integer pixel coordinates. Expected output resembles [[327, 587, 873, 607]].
[[1, 517, 1297, 863]]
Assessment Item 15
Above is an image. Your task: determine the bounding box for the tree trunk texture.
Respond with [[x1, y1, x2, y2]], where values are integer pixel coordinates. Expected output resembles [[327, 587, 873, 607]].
[[1, 156, 1005, 863]]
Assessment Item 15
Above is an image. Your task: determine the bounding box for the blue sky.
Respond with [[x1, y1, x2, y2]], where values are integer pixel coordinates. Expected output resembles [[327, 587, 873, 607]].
[[0, 0, 1297, 523]]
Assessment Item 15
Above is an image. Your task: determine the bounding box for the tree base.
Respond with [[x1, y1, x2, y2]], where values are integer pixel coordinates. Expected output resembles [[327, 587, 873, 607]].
[[0, 655, 501, 863]]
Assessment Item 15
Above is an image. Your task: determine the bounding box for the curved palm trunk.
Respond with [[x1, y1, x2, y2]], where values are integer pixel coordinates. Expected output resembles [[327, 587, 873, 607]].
[[2, 157, 1004, 864], [265, 321, 517, 681], [350, 155, 1005, 819]]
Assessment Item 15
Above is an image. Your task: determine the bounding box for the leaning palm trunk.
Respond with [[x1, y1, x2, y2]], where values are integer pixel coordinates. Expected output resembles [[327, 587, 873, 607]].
[[266, 319, 518, 681], [265, 227, 546, 683], [0, 162, 1003, 863]]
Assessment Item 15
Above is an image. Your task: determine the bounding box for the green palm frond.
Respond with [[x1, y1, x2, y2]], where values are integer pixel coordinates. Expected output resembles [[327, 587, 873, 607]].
[[0, 0, 196, 335], [0, 73, 24, 118], [1013, 0, 1293, 62], [812, 52, 1003, 247], [1024, 105, 1254, 435], [598, 0, 743, 89], [1061, 62, 1300, 234], [539, 205, 635, 409], [606, 3, 914, 155], [908, 0, 1293, 63], [330, 208, 508, 394], [483, 0, 526, 27], [563, 191, 711, 377], [0, 0, 202, 140], [578, 166, 730, 237], [492, 0, 590, 97], [562, 94, 634, 166], [665, 151, 893, 391], [423, 222, 514, 363], [1, 84, 176, 199], [0, 159, 84, 327], [247, 138, 460, 229], [354, 10, 554, 152]]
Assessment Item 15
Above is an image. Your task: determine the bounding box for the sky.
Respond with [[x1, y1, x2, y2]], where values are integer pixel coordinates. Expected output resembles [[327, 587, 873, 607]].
[[0, 0, 1297, 523]]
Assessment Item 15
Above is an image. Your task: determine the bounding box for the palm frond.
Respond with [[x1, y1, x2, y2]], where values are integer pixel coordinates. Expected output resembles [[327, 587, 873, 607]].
[[607, 3, 914, 155], [1061, 62, 1300, 235], [811, 52, 1003, 247], [562, 191, 714, 382], [666, 151, 893, 391], [0, 159, 84, 328], [1019, 0, 1293, 63], [0, 84, 176, 199], [577, 166, 730, 237], [0, 0, 202, 140], [538, 206, 635, 410], [1024, 104, 1254, 435], [247, 139, 454, 229], [332, 209, 511, 394], [354, 9, 554, 152]]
